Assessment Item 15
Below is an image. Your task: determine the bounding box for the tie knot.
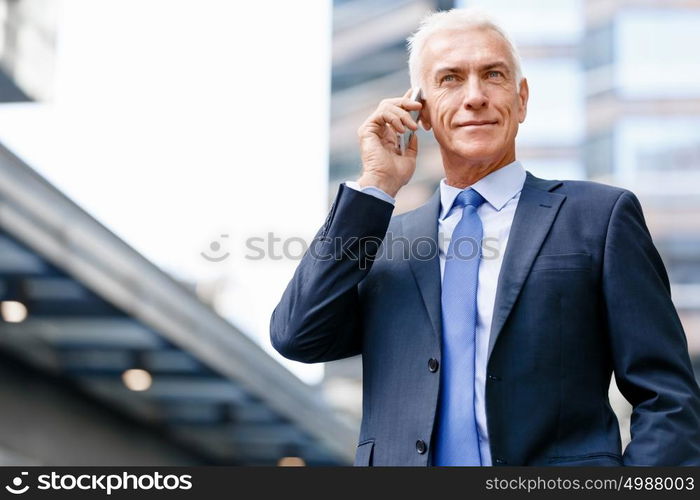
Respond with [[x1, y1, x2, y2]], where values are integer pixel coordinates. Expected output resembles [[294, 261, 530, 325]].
[[453, 188, 485, 211]]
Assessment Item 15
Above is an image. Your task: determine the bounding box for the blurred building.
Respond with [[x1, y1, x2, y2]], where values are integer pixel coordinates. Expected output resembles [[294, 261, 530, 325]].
[[0, 0, 355, 466], [0, 140, 356, 466], [327, 0, 700, 443], [582, 0, 700, 360]]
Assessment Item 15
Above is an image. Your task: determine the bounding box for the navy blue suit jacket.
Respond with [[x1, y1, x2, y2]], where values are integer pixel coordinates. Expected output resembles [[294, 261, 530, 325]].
[[270, 172, 700, 466]]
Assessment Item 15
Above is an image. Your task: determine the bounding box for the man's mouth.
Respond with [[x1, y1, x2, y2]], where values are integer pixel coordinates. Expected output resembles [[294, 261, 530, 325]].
[[455, 120, 498, 128]]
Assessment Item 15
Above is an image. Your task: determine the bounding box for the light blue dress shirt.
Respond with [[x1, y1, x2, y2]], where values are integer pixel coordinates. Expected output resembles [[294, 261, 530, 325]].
[[346, 160, 526, 465]]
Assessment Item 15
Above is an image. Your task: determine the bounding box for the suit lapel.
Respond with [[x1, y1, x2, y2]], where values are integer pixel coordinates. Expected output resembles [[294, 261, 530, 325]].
[[403, 187, 442, 341], [487, 172, 566, 361]]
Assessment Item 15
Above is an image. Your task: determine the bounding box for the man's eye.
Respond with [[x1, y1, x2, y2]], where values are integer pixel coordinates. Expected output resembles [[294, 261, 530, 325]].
[[440, 74, 456, 83], [487, 70, 504, 78]]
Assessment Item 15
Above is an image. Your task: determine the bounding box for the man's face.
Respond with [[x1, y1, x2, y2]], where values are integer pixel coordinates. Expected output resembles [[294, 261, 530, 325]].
[[419, 27, 528, 166]]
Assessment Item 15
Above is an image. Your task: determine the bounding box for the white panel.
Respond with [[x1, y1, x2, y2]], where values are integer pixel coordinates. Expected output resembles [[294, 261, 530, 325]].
[[616, 9, 700, 98]]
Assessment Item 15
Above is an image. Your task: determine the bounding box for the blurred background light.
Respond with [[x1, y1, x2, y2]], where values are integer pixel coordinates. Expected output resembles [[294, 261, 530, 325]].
[[0, 301, 27, 323], [277, 456, 306, 467], [121, 368, 153, 392]]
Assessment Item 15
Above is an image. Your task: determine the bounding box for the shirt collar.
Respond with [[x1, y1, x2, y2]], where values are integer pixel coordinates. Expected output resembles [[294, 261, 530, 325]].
[[439, 160, 526, 220]]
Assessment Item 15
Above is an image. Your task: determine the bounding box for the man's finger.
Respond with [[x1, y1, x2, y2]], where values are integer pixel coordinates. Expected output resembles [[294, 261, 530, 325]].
[[400, 99, 423, 111], [379, 110, 406, 133], [378, 105, 418, 130]]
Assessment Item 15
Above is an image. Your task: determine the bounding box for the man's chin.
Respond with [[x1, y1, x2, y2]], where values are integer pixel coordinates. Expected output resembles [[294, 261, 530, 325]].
[[450, 143, 497, 162]]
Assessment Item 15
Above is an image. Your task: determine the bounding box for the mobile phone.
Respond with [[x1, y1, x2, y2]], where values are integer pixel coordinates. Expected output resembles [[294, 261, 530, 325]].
[[399, 87, 423, 154]]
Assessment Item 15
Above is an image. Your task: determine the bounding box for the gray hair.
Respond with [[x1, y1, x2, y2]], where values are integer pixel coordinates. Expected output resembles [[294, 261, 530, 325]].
[[407, 7, 524, 89]]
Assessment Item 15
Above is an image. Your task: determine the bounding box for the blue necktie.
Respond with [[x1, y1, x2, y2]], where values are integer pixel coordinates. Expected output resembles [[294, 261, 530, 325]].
[[434, 188, 486, 466]]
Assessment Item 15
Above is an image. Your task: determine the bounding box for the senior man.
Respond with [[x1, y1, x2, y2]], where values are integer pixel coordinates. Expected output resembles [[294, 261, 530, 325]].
[[270, 8, 700, 466]]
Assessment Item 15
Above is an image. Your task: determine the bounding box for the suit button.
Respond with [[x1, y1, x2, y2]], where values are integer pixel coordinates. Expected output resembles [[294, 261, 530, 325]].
[[494, 457, 507, 464], [415, 440, 427, 454], [428, 358, 439, 372], [488, 374, 501, 381]]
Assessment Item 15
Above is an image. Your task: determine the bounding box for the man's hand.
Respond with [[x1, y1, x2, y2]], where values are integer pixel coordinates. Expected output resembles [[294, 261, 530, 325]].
[[357, 89, 423, 198]]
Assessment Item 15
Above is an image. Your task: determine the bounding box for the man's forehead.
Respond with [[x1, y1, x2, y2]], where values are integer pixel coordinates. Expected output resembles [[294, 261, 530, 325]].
[[421, 28, 513, 74]]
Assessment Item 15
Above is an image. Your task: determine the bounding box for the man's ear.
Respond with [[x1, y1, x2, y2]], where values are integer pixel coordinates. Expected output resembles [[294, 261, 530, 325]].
[[419, 104, 432, 131], [517, 77, 529, 123]]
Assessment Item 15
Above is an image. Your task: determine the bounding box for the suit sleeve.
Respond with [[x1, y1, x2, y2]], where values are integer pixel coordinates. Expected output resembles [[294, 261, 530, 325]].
[[603, 190, 700, 465], [269, 183, 394, 363]]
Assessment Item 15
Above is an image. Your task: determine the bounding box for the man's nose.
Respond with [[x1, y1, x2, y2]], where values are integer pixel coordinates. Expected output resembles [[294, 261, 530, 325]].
[[462, 78, 488, 110]]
